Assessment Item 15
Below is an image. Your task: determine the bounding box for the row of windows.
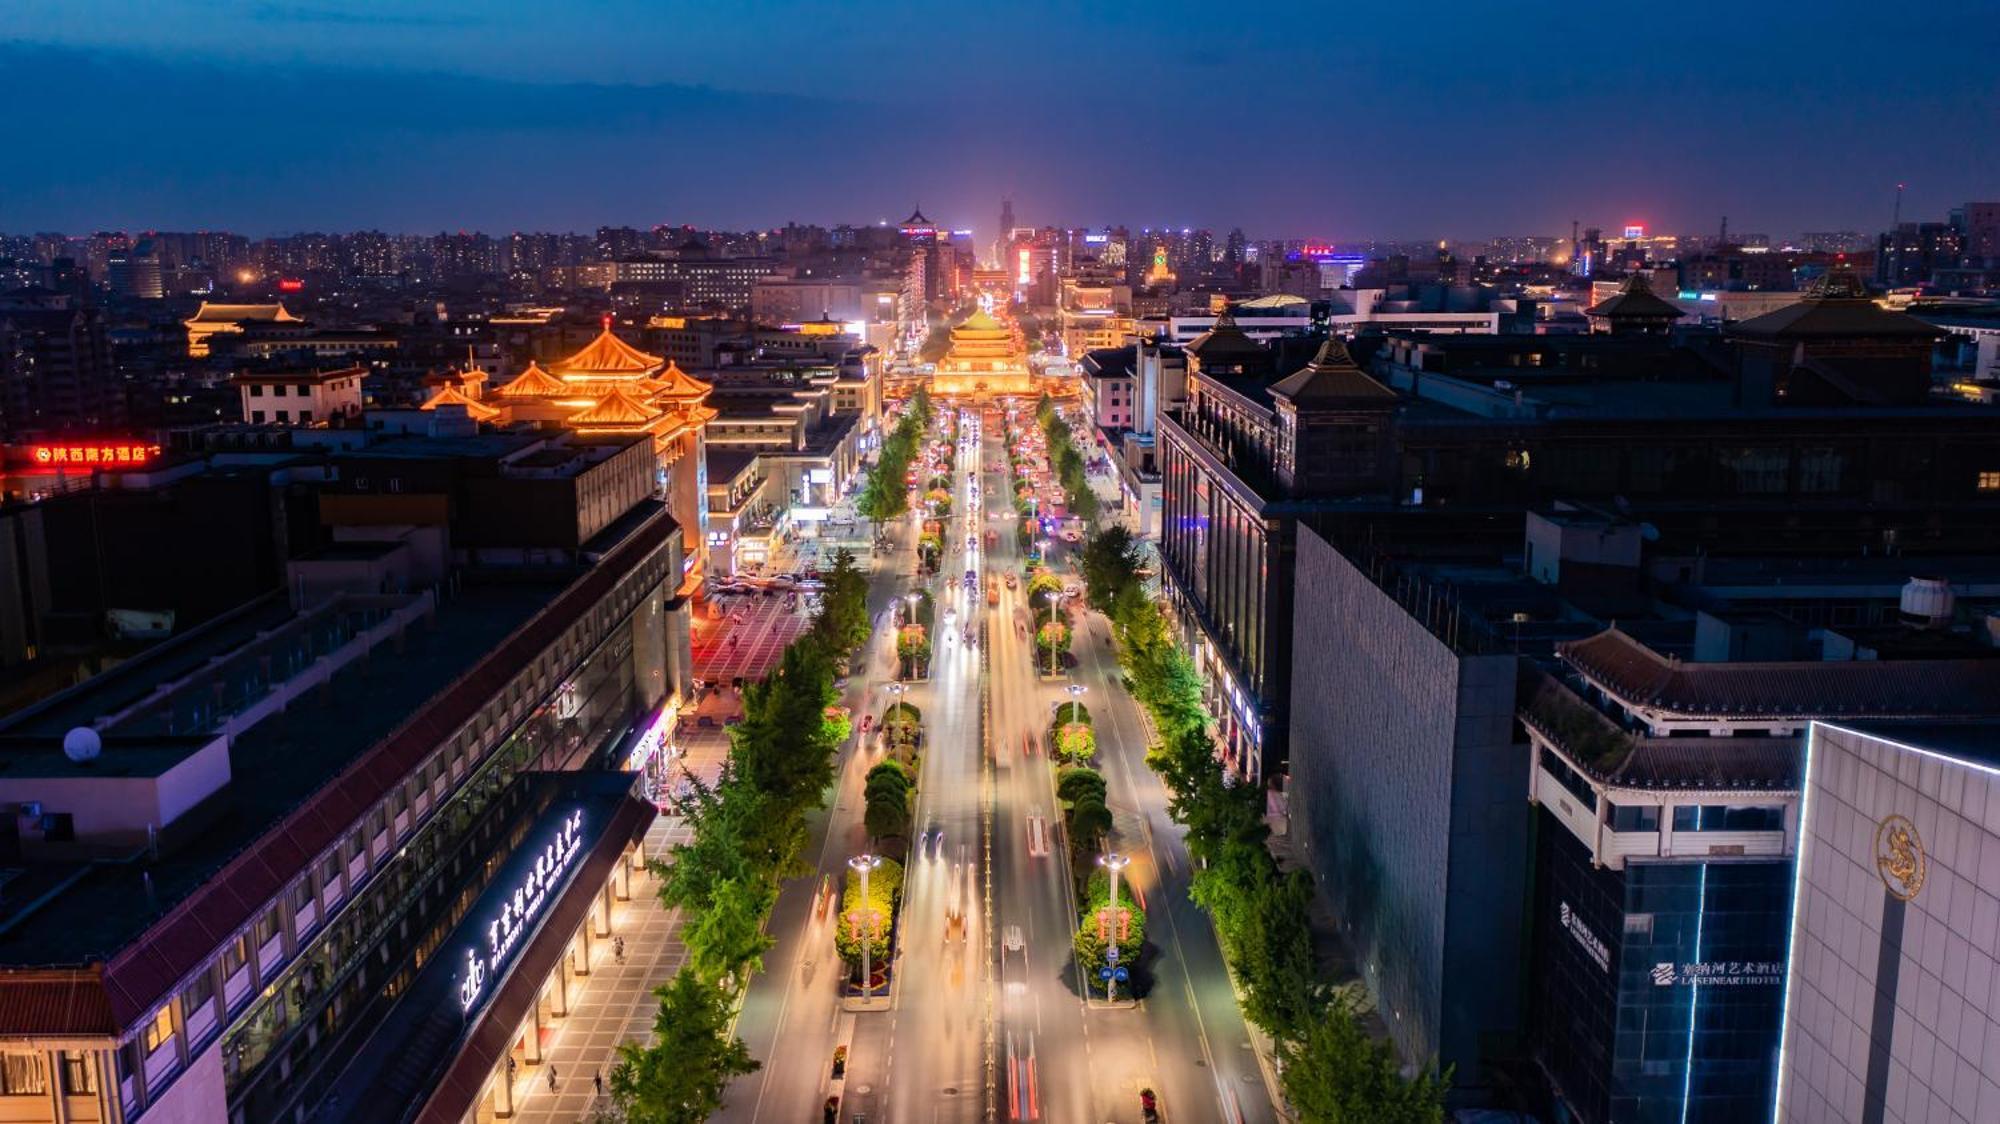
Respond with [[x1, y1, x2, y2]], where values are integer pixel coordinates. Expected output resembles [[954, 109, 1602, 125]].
[[124, 537, 677, 1115], [249, 410, 311, 424], [1606, 802, 1786, 834], [0, 1051, 96, 1096]]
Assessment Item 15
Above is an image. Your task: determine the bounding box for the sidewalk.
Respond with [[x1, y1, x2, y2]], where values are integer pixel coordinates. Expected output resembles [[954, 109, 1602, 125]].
[[498, 813, 691, 1123], [498, 710, 735, 1122]]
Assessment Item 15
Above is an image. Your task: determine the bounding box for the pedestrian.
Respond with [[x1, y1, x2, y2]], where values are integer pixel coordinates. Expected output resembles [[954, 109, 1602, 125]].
[[548, 1065, 559, 1093], [614, 935, 626, 963], [594, 1070, 604, 1098]]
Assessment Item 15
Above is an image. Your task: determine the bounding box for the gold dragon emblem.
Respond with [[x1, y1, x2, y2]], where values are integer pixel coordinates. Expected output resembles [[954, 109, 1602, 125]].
[[1875, 814, 1926, 901]]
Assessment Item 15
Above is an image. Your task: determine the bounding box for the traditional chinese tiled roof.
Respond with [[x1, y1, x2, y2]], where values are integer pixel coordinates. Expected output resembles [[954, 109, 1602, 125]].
[[418, 384, 500, 421], [550, 326, 665, 379], [0, 969, 119, 1038], [1268, 336, 1397, 405], [494, 361, 566, 398], [1185, 308, 1267, 359], [1585, 273, 1684, 321], [1728, 268, 1944, 340], [184, 302, 298, 325], [1557, 628, 2000, 721], [648, 360, 713, 401], [567, 385, 659, 427]]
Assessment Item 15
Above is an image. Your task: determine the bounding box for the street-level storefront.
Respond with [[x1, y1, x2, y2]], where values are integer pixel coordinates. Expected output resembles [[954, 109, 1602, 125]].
[[304, 772, 655, 1124]]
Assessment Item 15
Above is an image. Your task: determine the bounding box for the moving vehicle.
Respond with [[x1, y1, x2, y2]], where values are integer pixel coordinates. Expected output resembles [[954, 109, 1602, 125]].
[[1141, 1088, 1160, 1123], [986, 577, 1000, 607]]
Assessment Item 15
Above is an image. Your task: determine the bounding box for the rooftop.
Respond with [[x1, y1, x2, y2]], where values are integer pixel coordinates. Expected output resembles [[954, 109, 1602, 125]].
[[1559, 627, 2000, 722], [1525, 670, 1800, 790], [0, 583, 550, 968], [1728, 270, 1944, 341], [0, 509, 677, 1025]]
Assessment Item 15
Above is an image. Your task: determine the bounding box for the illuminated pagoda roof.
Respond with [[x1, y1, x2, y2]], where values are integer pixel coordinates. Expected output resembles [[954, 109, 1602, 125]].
[[495, 360, 566, 398], [418, 383, 500, 421], [568, 385, 660, 427], [942, 308, 1020, 365], [185, 301, 299, 325], [550, 323, 666, 381], [649, 360, 714, 401]]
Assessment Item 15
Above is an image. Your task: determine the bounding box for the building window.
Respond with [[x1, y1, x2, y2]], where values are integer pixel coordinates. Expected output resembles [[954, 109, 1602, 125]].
[[1672, 804, 1785, 832], [0, 1054, 43, 1095], [59, 1052, 94, 1096], [181, 972, 215, 1018], [251, 411, 265, 424], [142, 1007, 174, 1055], [253, 906, 281, 948], [220, 934, 248, 977], [249, 384, 263, 397], [1979, 470, 2000, 492], [1607, 802, 1660, 832]]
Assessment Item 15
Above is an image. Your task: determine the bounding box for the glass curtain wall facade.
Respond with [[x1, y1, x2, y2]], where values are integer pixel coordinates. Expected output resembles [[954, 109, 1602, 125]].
[[1157, 426, 1279, 778], [1534, 812, 1790, 1124]]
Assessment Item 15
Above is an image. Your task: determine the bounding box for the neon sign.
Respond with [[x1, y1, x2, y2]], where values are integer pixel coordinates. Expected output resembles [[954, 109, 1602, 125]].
[[30, 443, 161, 467], [460, 808, 586, 1011]]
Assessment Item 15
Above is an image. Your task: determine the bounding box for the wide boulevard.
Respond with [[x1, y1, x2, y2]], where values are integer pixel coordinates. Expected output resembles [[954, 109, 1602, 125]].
[[716, 399, 1276, 1124]]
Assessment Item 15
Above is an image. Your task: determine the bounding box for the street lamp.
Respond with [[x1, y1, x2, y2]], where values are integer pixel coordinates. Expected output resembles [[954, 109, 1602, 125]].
[[1065, 683, 1088, 725], [1042, 590, 1071, 677], [903, 591, 920, 629], [848, 853, 884, 1001], [1098, 852, 1131, 1002]]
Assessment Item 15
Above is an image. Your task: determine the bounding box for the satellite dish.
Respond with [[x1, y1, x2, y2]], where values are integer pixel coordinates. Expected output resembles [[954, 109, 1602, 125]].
[[62, 727, 102, 764], [1639, 522, 1661, 542]]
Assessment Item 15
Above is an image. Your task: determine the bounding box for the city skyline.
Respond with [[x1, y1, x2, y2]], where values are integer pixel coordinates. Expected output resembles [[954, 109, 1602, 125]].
[[4, 0, 1997, 238]]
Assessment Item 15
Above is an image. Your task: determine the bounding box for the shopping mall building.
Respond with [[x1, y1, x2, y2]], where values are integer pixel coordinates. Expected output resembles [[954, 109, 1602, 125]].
[[0, 494, 692, 1123]]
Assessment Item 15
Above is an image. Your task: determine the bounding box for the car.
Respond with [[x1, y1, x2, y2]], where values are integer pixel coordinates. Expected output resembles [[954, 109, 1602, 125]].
[[1004, 574, 1018, 589], [1140, 1088, 1160, 1123], [823, 1096, 841, 1124], [696, 715, 718, 728]]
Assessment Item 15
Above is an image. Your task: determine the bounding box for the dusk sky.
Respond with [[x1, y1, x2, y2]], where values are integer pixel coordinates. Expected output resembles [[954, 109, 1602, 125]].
[[4, 0, 1997, 241]]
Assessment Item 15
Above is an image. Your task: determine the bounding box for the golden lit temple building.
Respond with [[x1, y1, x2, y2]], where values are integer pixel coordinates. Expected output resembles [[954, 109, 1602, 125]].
[[420, 319, 717, 587], [931, 307, 1036, 398]]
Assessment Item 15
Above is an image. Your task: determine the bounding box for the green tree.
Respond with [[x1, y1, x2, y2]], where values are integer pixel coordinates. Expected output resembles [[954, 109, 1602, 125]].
[[1068, 795, 1112, 849], [865, 788, 911, 841], [683, 876, 776, 989], [1056, 766, 1107, 807], [1081, 524, 1142, 613], [810, 548, 871, 658], [610, 967, 760, 1124], [1275, 987, 1449, 1124]]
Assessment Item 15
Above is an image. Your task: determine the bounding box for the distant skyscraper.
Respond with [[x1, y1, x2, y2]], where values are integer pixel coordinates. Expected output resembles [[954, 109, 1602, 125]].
[[107, 239, 163, 299], [997, 198, 1015, 265]]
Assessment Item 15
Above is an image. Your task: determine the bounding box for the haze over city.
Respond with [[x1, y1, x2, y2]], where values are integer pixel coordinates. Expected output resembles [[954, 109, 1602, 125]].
[[4, 0, 1998, 237]]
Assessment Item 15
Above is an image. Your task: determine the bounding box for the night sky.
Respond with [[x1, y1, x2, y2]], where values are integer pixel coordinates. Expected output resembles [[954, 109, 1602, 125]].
[[3, 0, 1997, 241]]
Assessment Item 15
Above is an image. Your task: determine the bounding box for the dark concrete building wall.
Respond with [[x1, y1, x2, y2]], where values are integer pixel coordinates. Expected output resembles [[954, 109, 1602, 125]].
[[1288, 524, 1527, 1076]]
